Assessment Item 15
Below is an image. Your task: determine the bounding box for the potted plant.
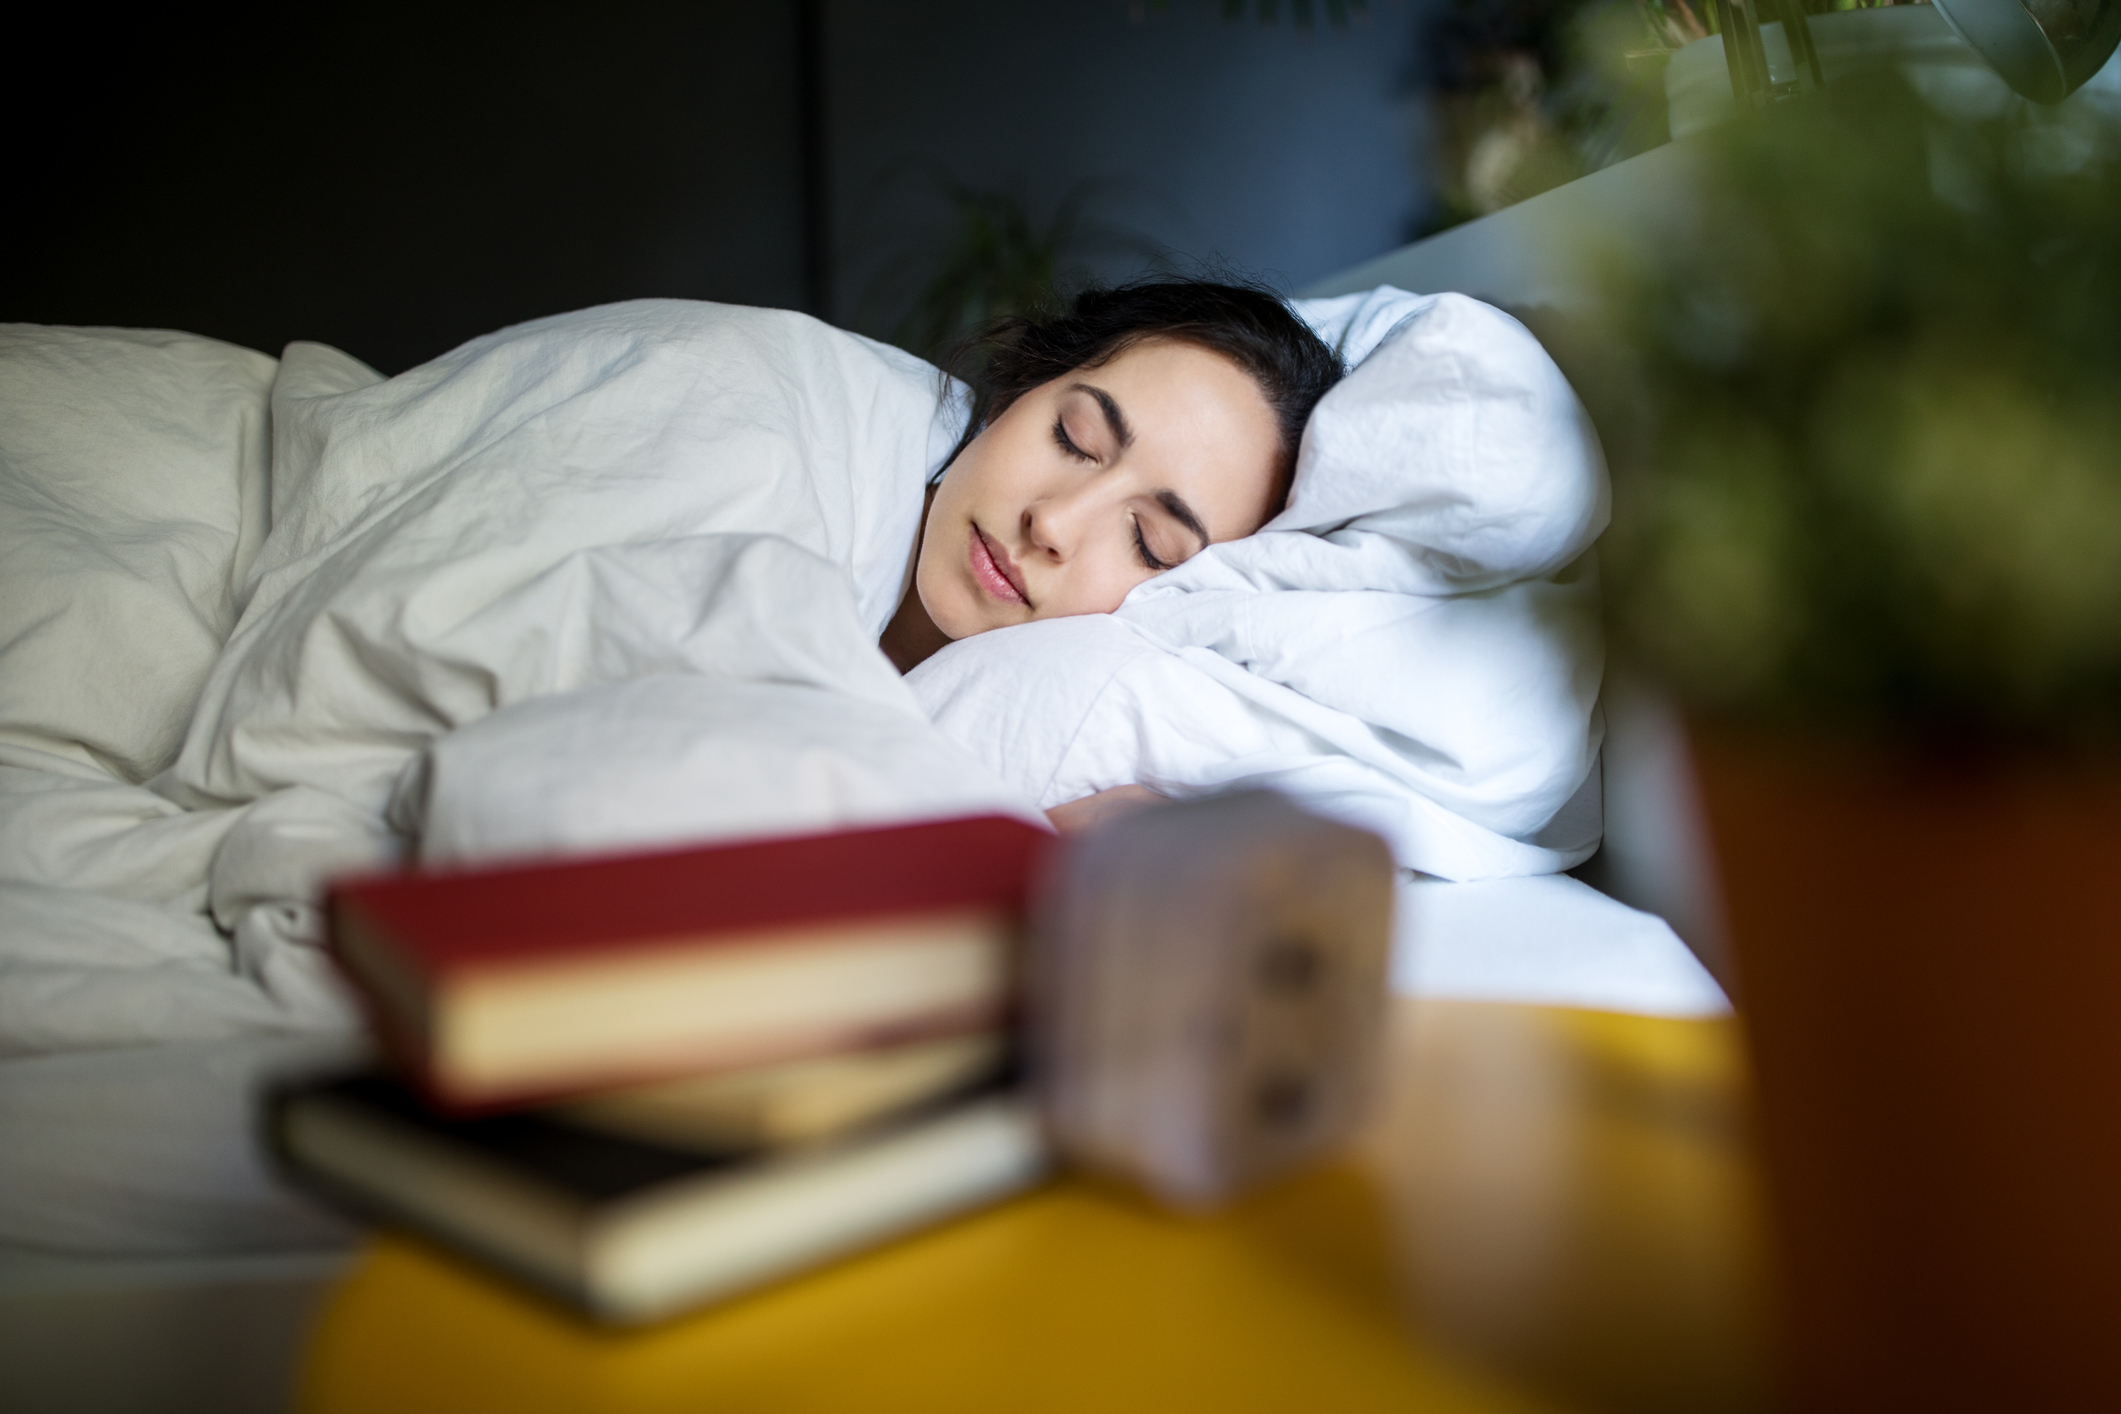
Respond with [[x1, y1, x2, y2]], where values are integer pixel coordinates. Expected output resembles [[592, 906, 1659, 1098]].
[[1589, 72, 2121, 1409]]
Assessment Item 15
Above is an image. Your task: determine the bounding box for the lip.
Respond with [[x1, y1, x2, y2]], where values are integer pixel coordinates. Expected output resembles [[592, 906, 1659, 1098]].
[[968, 524, 1031, 607]]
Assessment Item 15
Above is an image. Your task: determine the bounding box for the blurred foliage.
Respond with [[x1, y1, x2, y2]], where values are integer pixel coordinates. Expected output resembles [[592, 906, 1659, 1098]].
[[1217, 0, 1368, 23], [1591, 71, 2121, 740], [892, 184, 1092, 362], [1131, 0, 1370, 27], [1424, 0, 1921, 229], [1636, 0, 1925, 50], [875, 179, 1160, 365], [1424, 0, 1675, 227]]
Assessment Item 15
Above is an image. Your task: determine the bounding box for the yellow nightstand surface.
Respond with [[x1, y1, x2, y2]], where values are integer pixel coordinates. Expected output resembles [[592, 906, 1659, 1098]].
[[298, 1000, 1772, 1414]]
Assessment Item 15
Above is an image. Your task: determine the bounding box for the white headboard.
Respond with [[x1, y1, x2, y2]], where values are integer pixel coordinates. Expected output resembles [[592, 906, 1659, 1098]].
[[1299, 138, 1699, 315]]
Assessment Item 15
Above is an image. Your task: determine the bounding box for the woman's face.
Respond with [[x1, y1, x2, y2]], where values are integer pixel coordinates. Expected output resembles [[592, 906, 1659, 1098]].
[[915, 338, 1284, 641]]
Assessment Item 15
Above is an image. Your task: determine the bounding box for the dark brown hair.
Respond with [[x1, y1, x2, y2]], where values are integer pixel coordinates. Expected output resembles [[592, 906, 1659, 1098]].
[[945, 278, 1344, 505]]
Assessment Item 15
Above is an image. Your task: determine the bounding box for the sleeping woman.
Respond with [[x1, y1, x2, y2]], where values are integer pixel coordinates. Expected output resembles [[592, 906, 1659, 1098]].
[[881, 280, 1343, 675]]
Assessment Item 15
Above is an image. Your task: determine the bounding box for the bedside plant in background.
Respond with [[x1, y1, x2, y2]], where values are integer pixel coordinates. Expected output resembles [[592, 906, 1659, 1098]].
[[1422, 0, 1926, 229], [1597, 73, 2121, 739], [879, 0, 1375, 361], [1131, 0, 1371, 29], [1587, 71, 2121, 1411], [874, 0, 1382, 357], [878, 180, 1160, 366], [1424, 0, 1669, 225]]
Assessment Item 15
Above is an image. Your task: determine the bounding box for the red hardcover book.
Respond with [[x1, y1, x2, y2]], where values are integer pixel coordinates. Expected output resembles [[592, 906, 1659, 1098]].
[[327, 815, 1052, 1110]]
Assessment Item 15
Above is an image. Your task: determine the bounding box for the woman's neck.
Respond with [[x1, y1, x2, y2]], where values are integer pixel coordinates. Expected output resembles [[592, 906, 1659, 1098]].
[[881, 482, 951, 674], [881, 588, 951, 674]]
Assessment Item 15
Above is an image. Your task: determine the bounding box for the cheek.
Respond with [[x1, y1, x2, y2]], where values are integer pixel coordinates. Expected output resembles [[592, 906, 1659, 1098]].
[[926, 450, 976, 525], [934, 427, 1016, 511], [913, 495, 967, 624], [1034, 544, 1147, 620], [914, 468, 1001, 640]]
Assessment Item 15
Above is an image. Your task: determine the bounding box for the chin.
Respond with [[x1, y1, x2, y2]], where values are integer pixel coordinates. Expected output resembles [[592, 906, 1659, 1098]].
[[915, 574, 985, 644], [942, 602, 1005, 641]]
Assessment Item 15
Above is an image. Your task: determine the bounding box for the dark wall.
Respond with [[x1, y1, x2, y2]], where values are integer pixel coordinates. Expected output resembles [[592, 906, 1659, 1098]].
[[9, 3, 1430, 372], [825, 0, 1430, 338], [9, 7, 810, 373]]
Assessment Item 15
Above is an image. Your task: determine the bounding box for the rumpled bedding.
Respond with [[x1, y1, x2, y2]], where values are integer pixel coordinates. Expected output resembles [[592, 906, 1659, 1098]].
[[0, 305, 1032, 1064], [0, 295, 1620, 1251]]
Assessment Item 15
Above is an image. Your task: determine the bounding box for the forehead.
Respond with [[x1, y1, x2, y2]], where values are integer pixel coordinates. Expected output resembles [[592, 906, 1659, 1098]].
[[1086, 336, 1261, 414]]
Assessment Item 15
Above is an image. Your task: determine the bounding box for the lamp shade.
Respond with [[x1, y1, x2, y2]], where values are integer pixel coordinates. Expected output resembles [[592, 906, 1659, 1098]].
[[1932, 0, 2121, 102]]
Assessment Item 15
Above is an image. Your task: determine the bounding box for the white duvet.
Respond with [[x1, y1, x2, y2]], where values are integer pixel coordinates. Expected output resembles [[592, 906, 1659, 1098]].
[[0, 305, 1034, 1059]]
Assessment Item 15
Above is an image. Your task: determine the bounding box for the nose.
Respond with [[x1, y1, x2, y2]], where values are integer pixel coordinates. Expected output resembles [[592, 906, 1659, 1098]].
[[1023, 476, 1109, 562]]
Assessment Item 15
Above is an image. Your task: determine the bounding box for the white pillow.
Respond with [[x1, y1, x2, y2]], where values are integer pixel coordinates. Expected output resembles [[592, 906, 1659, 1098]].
[[404, 675, 1042, 867], [0, 326, 278, 783], [907, 289, 1608, 882]]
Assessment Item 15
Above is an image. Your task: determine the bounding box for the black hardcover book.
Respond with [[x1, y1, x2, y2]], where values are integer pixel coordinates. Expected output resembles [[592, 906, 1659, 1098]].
[[269, 1073, 1044, 1324]]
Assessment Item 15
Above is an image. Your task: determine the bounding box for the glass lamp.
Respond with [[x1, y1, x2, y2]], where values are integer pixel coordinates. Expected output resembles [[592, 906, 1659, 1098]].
[[1931, 0, 2121, 102]]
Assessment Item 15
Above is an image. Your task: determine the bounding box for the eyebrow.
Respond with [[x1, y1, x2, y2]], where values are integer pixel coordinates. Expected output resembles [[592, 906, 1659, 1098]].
[[1157, 490, 1210, 551], [1069, 382, 1134, 451]]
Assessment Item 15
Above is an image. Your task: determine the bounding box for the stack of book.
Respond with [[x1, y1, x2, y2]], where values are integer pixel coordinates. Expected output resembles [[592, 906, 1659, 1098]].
[[270, 815, 1055, 1324]]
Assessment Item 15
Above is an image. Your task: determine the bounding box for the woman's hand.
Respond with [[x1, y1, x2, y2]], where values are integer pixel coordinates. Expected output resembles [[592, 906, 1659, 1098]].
[[1046, 784, 1167, 835]]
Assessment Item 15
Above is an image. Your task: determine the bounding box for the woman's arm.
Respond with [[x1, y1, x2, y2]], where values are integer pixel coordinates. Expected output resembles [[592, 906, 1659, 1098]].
[[1045, 784, 1166, 835]]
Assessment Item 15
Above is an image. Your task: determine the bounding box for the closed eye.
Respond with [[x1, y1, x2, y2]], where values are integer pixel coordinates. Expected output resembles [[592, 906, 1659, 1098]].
[[1132, 517, 1170, 572], [1051, 416, 1094, 462]]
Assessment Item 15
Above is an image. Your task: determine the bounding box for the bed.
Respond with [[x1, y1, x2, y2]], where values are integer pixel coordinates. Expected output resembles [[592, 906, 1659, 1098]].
[[0, 290, 1723, 1273]]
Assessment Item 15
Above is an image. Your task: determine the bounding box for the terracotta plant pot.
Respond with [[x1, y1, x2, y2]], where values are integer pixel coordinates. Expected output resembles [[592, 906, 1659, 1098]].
[[1690, 726, 2121, 1411]]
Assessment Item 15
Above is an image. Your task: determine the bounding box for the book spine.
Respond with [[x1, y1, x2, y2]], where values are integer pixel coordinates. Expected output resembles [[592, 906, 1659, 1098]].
[[266, 1089, 598, 1316], [329, 901, 436, 1071], [593, 1097, 1048, 1323]]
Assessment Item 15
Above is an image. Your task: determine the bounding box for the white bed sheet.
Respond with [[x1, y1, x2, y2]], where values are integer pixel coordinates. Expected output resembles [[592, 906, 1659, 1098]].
[[1399, 873, 1727, 1017]]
